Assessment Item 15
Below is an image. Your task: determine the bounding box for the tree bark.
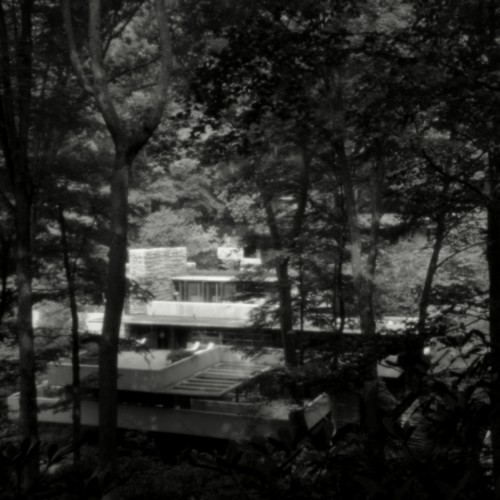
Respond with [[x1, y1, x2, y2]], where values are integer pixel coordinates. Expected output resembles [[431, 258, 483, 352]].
[[330, 67, 376, 337], [14, 188, 39, 491], [258, 145, 310, 368], [0, 232, 12, 323], [62, 0, 172, 477], [0, 0, 39, 491], [58, 205, 81, 465], [330, 67, 386, 468], [417, 214, 446, 336], [334, 138, 377, 339], [262, 197, 297, 367], [487, 150, 500, 500], [275, 258, 297, 367], [98, 152, 130, 472]]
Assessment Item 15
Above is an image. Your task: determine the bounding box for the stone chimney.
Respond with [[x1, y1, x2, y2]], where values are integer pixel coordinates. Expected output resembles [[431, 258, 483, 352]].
[[127, 247, 188, 314]]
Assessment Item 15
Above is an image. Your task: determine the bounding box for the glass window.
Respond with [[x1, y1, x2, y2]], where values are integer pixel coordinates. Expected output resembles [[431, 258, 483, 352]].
[[204, 282, 219, 302], [186, 282, 202, 302]]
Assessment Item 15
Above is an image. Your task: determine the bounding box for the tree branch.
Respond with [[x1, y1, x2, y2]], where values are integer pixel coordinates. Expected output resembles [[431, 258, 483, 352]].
[[421, 148, 490, 205], [436, 241, 485, 271], [17, 0, 34, 160], [102, 1, 146, 56], [0, 1, 19, 182], [147, 0, 171, 124], [60, 0, 95, 95], [126, 0, 172, 153], [367, 154, 385, 279], [290, 144, 310, 243], [89, 0, 123, 144]]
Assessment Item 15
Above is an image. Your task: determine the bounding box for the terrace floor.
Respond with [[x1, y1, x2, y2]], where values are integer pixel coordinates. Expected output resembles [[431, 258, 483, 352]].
[[162, 361, 269, 397]]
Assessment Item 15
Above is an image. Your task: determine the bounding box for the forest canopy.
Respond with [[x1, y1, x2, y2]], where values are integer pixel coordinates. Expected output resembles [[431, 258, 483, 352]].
[[0, 0, 498, 498]]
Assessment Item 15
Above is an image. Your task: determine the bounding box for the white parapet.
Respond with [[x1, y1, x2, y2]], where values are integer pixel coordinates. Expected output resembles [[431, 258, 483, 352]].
[[148, 300, 258, 321], [7, 388, 332, 441], [7, 391, 288, 440], [47, 346, 233, 392]]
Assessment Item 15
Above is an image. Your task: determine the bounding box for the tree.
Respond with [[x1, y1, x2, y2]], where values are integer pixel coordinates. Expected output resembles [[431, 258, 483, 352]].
[[0, 211, 14, 324], [0, 0, 41, 489], [61, 0, 173, 474], [40, 137, 109, 464], [380, 1, 499, 495]]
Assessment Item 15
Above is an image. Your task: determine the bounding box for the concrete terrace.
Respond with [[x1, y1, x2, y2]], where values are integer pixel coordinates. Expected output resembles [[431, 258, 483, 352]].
[[7, 345, 331, 441]]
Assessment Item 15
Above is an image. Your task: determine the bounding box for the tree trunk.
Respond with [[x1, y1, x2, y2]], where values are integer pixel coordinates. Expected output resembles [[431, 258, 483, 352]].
[[60, 0, 174, 477], [487, 152, 500, 500], [331, 68, 386, 468], [331, 68, 380, 339], [275, 258, 297, 367], [332, 190, 346, 335], [258, 144, 310, 367], [14, 190, 39, 492], [261, 194, 297, 367], [417, 214, 446, 335], [0, 0, 39, 490], [58, 205, 81, 465], [334, 139, 377, 338], [0, 233, 12, 323], [98, 152, 130, 473], [334, 139, 383, 465]]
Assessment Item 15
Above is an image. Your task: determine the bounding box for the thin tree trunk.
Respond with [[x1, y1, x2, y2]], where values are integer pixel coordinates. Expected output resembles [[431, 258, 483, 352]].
[[0, 0, 39, 490], [275, 258, 297, 367], [14, 190, 39, 492], [262, 196, 297, 367], [332, 189, 346, 335], [417, 214, 446, 335], [334, 138, 376, 338], [334, 234, 346, 333], [418, 151, 452, 336], [0, 233, 12, 323], [366, 156, 384, 300], [58, 205, 81, 465], [331, 68, 379, 339], [487, 150, 500, 500], [98, 154, 129, 473], [259, 144, 310, 367], [331, 67, 385, 469]]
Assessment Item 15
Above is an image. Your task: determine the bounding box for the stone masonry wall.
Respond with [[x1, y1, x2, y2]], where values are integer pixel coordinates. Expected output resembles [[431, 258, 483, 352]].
[[127, 247, 188, 314]]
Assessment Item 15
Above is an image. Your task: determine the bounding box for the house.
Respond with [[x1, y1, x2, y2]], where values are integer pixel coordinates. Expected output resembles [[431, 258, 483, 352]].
[[7, 345, 332, 442], [120, 247, 418, 349], [122, 246, 280, 349], [8, 246, 421, 443]]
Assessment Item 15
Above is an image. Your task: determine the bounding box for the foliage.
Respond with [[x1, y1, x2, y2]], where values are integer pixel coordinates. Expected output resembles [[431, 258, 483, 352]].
[[187, 328, 491, 500], [0, 0, 498, 497], [136, 208, 220, 258], [167, 349, 193, 363]]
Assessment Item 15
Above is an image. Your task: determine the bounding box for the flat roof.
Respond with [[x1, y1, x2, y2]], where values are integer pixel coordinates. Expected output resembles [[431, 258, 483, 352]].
[[123, 314, 251, 329], [172, 275, 236, 282], [123, 314, 362, 333], [171, 275, 277, 283]]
